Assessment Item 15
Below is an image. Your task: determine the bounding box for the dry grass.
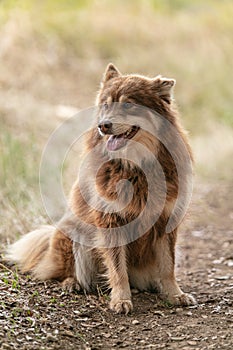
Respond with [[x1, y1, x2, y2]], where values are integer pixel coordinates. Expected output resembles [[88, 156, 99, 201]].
[[0, 0, 232, 241]]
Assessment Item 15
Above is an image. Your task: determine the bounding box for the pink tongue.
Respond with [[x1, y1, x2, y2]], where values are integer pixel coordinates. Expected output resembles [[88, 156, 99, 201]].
[[107, 135, 127, 151]]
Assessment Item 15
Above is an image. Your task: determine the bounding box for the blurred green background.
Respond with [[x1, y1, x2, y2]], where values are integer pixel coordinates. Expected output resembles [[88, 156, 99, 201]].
[[0, 0, 232, 240]]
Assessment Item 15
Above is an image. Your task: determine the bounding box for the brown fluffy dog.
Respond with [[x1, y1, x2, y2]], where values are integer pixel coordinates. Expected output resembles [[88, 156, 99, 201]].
[[6, 64, 196, 314]]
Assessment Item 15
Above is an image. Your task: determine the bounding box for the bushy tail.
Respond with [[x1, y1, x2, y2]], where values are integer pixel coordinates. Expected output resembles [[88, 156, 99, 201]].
[[6, 225, 74, 281]]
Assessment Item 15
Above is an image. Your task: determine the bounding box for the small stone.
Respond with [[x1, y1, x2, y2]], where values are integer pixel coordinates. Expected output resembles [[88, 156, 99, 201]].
[[175, 308, 183, 313], [153, 310, 165, 317], [103, 333, 111, 338], [118, 326, 126, 332], [25, 335, 33, 341], [171, 336, 186, 341], [187, 340, 197, 345], [132, 319, 140, 325], [186, 311, 193, 316], [131, 288, 140, 294], [227, 260, 233, 267], [40, 318, 48, 324], [46, 333, 57, 342], [214, 275, 230, 280]]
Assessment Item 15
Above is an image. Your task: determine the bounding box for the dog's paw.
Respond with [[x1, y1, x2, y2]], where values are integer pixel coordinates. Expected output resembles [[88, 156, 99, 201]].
[[168, 293, 197, 306], [110, 299, 133, 314], [61, 277, 81, 292]]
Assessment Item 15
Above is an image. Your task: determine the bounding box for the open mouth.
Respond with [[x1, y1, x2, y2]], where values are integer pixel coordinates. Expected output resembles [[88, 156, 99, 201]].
[[107, 125, 140, 151]]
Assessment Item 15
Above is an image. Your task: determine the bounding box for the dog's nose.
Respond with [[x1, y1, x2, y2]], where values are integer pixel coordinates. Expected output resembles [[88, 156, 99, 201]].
[[98, 120, 113, 134]]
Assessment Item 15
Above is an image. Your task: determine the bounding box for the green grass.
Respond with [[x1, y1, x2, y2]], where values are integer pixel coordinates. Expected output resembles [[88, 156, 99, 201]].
[[0, 122, 46, 241], [0, 123, 41, 207], [0, 128, 37, 201], [1, 268, 21, 291]]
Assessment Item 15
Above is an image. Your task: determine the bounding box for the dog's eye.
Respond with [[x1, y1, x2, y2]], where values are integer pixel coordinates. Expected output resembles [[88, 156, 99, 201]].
[[122, 102, 132, 110]]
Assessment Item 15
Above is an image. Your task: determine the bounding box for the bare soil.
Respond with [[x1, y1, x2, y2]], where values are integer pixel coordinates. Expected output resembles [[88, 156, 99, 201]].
[[0, 182, 232, 350]]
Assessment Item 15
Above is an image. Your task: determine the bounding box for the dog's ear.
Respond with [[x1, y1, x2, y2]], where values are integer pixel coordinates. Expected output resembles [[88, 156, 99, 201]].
[[153, 76, 176, 104], [103, 63, 121, 83]]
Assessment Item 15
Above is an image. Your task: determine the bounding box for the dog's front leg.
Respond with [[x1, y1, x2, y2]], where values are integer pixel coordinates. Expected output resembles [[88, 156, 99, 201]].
[[156, 231, 196, 306], [102, 246, 132, 314]]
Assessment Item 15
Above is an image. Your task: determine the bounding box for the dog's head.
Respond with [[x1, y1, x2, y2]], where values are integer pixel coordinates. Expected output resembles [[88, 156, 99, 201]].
[[96, 64, 176, 153]]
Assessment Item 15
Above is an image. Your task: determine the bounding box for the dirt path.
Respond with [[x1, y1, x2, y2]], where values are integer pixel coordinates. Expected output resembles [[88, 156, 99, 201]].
[[0, 182, 232, 350]]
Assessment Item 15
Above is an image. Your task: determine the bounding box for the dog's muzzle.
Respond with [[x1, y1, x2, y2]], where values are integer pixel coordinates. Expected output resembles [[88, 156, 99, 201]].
[[98, 120, 113, 135], [98, 120, 140, 151]]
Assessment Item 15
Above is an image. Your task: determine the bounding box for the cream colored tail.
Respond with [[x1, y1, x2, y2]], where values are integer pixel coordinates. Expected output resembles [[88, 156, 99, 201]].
[[6, 226, 57, 280]]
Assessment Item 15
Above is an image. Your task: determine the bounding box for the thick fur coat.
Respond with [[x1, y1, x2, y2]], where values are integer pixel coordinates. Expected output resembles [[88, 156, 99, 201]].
[[6, 64, 196, 313]]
